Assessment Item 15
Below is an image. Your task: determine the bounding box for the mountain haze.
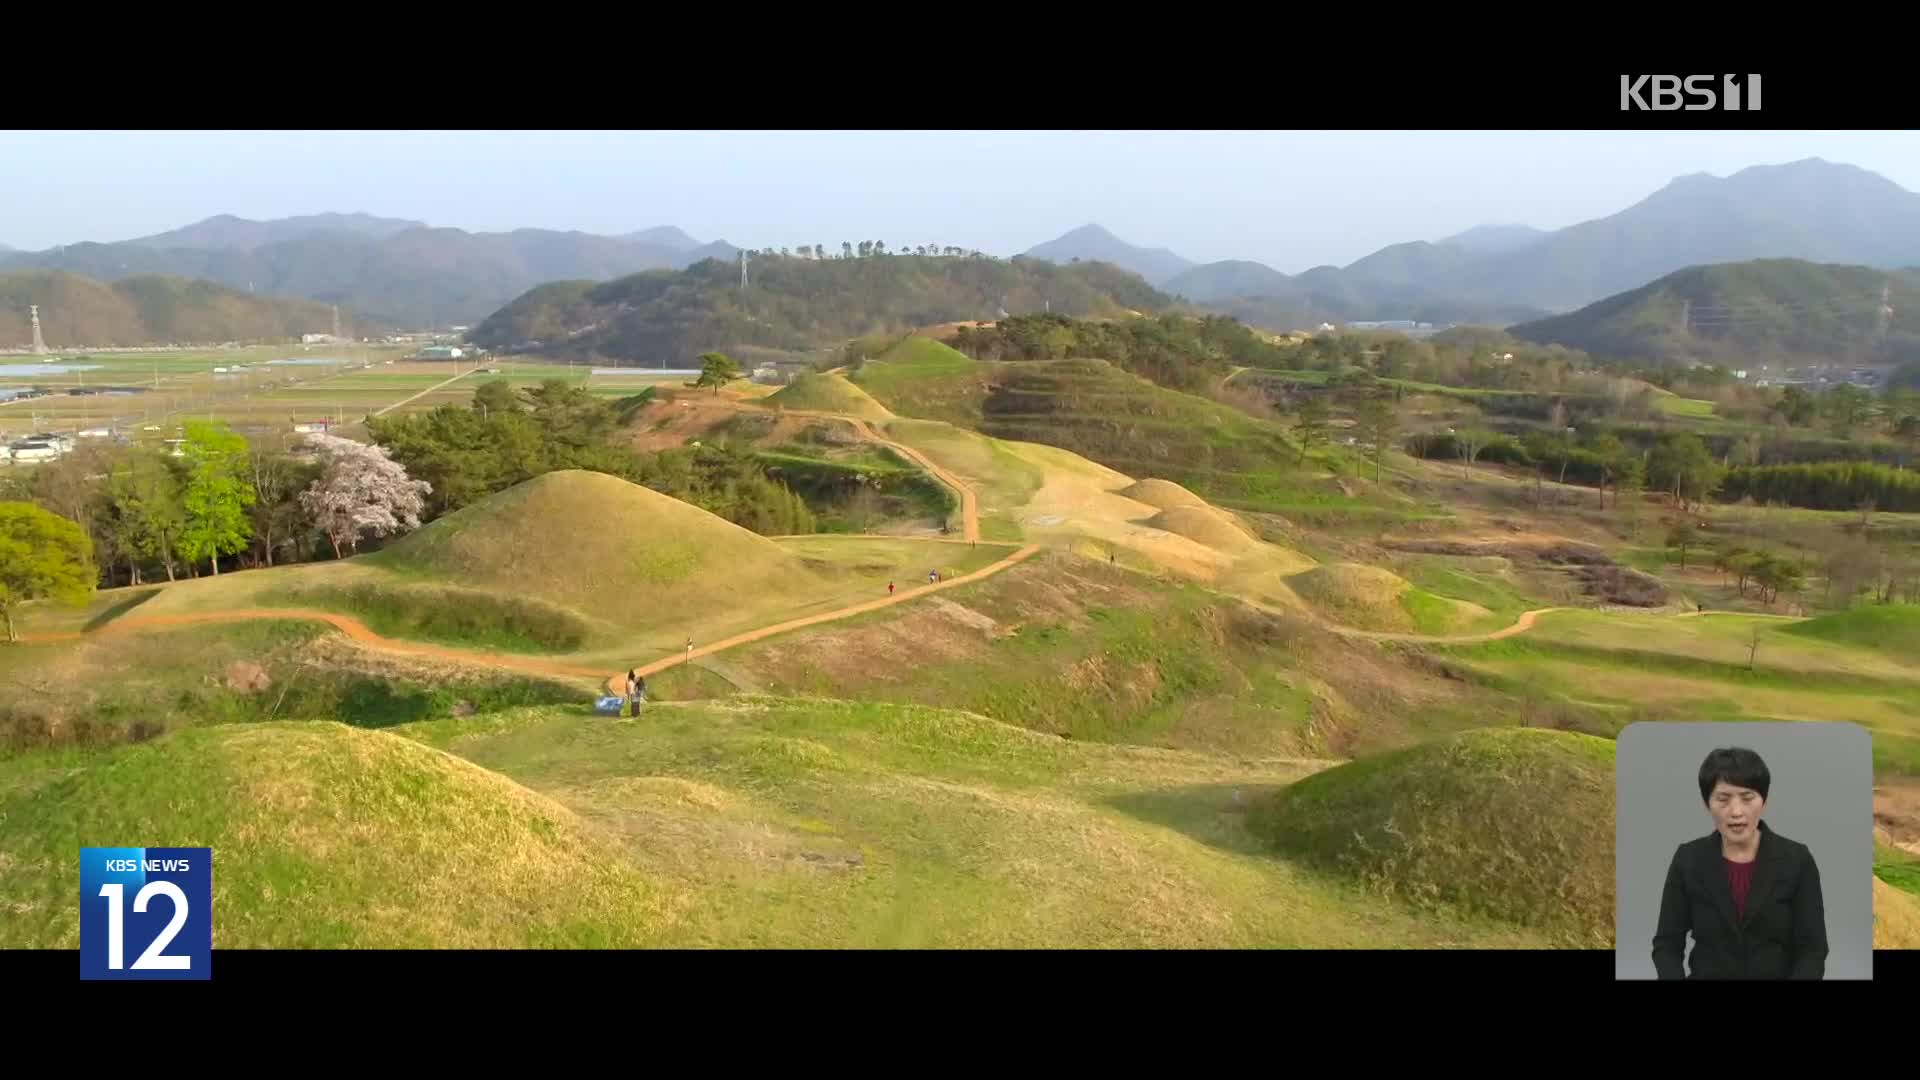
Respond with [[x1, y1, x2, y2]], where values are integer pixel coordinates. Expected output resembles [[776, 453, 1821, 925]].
[[123, 212, 427, 251], [2, 216, 736, 329], [1023, 224, 1195, 284], [1156, 159, 1920, 332], [1508, 258, 1920, 365], [0, 270, 360, 347]]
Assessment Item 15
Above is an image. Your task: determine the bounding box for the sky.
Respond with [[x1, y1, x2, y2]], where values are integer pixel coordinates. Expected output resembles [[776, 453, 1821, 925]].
[[4, 130, 1918, 272]]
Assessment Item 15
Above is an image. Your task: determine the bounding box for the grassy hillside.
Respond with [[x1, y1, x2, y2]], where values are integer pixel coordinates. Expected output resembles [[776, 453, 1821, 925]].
[[1248, 727, 1617, 944], [470, 255, 1169, 361], [653, 550, 1531, 759], [372, 469, 817, 626], [0, 722, 668, 947], [1510, 259, 1920, 364], [1782, 604, 1920, 657], [0, 270, 349, 346], [858, 347, 1406, 520], [764, 372, 894, 419]]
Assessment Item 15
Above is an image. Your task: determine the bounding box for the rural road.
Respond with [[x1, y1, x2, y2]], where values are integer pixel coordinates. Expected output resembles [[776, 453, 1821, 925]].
[[373, 368, 476, 418]]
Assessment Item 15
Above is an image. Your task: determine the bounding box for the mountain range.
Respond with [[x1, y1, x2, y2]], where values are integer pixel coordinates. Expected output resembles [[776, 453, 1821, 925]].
[[0, 270, 355, 348], [1019, 159, 1920, 326], [7, 156, 1920, 346], [470, 254, 1165, 362], [1508, 259, 1920, 366], [1, 217, 742, 330]]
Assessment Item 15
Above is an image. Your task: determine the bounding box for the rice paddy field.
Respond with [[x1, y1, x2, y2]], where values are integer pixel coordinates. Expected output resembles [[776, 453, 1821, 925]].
[[0, 347, 686, 444]]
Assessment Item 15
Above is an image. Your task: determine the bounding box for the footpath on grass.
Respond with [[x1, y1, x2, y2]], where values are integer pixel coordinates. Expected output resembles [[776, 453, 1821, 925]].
[[22, 385, 1789, 696]]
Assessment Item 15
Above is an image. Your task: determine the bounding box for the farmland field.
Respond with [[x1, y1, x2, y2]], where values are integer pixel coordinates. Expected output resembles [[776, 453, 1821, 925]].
[[0, 348, 685, 444]]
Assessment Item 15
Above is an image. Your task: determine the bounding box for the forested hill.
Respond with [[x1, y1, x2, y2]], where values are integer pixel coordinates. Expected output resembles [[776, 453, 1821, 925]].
[[0, 271, 355, 347], [469, 253, 1171, 361], [1509, 259, 1920, 366]]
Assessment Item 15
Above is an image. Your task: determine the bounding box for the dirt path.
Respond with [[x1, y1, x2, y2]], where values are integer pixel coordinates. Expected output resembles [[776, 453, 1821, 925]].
[[1341, 606, 1571, 644], [604, 544, 1039, 693], [373, 368, 475, 418], [25, 608, 612, 682], [707, 397, 980, 542]]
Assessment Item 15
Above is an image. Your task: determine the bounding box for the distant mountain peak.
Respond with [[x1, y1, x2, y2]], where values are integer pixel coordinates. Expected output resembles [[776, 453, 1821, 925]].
[[623, 225, 701, 251], [1439, 223, 1548, 255], [1023, 224, 1194, 285]]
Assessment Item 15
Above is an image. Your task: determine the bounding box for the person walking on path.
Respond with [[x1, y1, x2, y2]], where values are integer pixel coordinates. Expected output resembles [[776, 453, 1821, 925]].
[[625, 669, 640, 719], [888, 581, 895, 596], [685, 637, 694, 665], [633, 673, 647, 715]]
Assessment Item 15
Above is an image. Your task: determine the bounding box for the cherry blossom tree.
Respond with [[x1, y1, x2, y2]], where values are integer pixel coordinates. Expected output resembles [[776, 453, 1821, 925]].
[[298, 433, 432, 559]]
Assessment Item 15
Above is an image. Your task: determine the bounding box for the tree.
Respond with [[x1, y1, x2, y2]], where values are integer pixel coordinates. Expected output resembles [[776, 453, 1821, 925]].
[[247, 439, 315, 568], [1593, 433, 1627, 511], [1820, 384, 1874, 437], [1773, 386, 1817, 427], [103, 449, 185, 583], [299, 433, 432, 559], [1897, 413, 1920, 464], [176, 420, 255, 577], [0, 501, 95, 643], [472, 379, 523, 418], [841, 242, 853, 259], [1665, 521, 1698, 569], [1355, 395, 1400, 482], [1755, 555, 1803, 606], [1456, 426, 1494, 479], [1646, 433, 1724, 512], [857, 241, 872, 258], [1292, 397, 1330, 464], [690, 352, 743, 396], [1615, 453, 1647, 520]]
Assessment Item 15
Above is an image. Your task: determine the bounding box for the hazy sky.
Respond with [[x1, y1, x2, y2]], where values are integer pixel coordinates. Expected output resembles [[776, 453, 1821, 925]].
[[4, 130, 1918, 271]]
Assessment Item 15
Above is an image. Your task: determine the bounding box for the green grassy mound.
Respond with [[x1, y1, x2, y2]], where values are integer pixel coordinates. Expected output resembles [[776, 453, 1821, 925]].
[[0, 722, 669, 947], [851, 337, 985, 426], [1248, 727, 1617, 944], [373, 469, 816, 625], [262, 582, 602, 652], [1783, 604, 1920, 659], [765, 372, 895, 419]]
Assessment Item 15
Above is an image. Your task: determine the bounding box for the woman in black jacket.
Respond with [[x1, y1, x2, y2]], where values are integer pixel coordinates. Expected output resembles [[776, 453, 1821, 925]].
[[1652, 747, 1827, 979]]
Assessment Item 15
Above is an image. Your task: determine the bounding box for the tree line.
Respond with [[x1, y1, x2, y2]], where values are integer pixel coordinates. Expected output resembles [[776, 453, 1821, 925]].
[[949, 313, 1285, 394], [1720, 461, 1920, 514], [2, 376, 819, 619]]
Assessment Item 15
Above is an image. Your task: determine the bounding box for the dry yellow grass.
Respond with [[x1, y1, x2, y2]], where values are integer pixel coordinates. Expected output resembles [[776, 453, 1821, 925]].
[[379, 470, 816, 627], [1287, 563, 1417, 627], [0, 722, 677, 948], [1873, 877, 1920, 949], [1145, 505, 1260, 552], [1118, 478, 1209, 511]]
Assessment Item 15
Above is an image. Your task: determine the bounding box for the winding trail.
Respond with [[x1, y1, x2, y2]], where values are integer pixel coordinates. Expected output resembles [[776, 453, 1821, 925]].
[[23, 381, 1795, 695]]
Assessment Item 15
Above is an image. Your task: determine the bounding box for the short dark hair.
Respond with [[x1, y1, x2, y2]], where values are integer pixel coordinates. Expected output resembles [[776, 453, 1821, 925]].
[[1698, 747, 1771, 803]]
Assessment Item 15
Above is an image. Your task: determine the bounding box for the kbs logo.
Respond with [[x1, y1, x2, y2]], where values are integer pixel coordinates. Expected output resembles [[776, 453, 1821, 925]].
[[80, 847, 212, 980], [1621, 74, 1762, 111]]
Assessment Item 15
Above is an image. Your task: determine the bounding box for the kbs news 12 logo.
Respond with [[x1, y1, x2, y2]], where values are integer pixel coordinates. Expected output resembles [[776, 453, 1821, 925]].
[[1620, 74, 1762, 111], [80, 847, 212, 981]]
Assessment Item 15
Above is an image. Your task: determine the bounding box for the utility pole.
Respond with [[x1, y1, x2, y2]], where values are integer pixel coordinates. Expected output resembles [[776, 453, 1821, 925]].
[[1679, 298, 1691, 336]]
